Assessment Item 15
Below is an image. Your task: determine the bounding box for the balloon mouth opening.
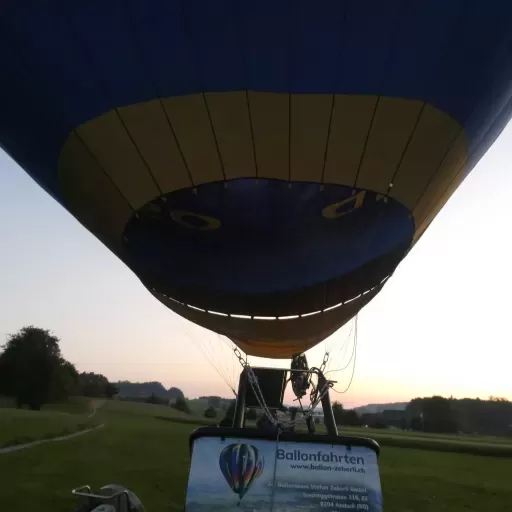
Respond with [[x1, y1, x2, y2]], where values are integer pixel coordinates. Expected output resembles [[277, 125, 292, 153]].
[[123, 178, 411, 355], [155, 277, 389, 320]]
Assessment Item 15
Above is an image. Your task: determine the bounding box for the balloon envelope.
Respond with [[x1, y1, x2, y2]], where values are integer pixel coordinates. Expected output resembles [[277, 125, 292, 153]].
[[1, 1, 512, 357], [219, 443, 265, 501]]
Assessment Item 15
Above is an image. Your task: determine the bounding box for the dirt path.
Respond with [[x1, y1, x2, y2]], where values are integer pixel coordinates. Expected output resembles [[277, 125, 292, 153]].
[[0, 424, 105, 455]]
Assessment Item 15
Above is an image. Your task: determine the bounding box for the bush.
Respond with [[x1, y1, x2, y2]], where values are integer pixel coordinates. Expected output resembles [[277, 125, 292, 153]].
[[171, 396, 191, 414], [204, 406, 217, 419], [219, 400, 236, 426]]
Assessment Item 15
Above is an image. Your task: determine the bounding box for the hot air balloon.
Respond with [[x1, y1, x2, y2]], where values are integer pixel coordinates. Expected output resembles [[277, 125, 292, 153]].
[[1, 0, 512, 361], [219, 443, 265, 503]]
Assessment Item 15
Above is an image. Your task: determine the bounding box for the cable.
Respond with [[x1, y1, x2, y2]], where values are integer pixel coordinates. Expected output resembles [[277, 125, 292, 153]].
[[324, 319, 354, 374], [178, 317, 237, 396], [324, 319, 357, 375], [330, 315, 358, 395]]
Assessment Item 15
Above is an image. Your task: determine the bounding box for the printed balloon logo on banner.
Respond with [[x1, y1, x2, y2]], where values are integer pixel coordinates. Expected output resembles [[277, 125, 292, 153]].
[[219, 443, 265, 504]]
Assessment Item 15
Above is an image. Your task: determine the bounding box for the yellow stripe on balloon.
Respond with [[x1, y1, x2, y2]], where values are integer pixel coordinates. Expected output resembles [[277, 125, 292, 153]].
[[59, 92, 468, 253]]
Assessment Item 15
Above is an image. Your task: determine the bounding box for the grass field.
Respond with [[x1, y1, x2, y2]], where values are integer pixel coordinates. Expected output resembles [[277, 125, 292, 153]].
[[338, 425, 512, 445], [0, 397, 99, 449], [0, 400, 511, 511], [313, 424, 512, 458]]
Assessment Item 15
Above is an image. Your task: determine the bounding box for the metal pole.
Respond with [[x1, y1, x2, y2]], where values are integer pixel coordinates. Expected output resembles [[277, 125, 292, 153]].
[[232, 368, 247, 428], [318, 371, 338, 436], [289, 407, 297, 433]]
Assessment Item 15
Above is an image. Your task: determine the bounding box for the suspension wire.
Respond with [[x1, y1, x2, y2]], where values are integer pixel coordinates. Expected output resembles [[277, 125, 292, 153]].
[[213, 333, 238, 393], [204, 337, 237, 395], [324, 316, 358, 376], [324, 318, 354, 374], [177, 317, 237, 396], [231, 342, 237, 392], [212, 334, 237, 392], [324, 337, 355, 374], [191, 333, 237, 396], [330, 315, 358, 395], [207, 335, 237, 394]]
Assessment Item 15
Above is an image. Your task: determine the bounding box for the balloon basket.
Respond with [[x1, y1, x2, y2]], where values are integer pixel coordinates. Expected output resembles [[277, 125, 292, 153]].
[[186, 426, 382, 511], [181, 365, 386, 510], [232, 365, 339, 437]]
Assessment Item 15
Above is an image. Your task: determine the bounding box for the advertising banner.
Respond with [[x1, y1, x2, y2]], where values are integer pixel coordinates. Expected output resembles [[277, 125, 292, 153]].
[[185, 436, 383, 511]]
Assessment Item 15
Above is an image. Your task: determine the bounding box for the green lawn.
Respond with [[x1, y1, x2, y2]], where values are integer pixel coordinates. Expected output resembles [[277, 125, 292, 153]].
[[0, 400, 510, 511], [43, 396, 96, 415], [187, 398, 227, 419], [300, 422, 512, 457], [111, 399, 216, 426], [338, 425, 512, 445], [108, 399, 194, 418], [0, 397, 98, 449]]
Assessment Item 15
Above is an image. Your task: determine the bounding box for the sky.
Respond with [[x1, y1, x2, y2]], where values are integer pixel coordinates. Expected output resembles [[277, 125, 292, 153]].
[[0, 122, 511, 407]]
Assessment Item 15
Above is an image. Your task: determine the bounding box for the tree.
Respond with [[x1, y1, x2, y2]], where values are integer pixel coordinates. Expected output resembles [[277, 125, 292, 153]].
[[407, 396, 458, 433], [172, 395, 191, 414], [219, 399, 236, 426], [79, 372, 109, 397], [331, 402, 362, 426], [343, 409, 362, 427], [78, 372, 118, 398], [50, 360, 79, 401], [405, 395, 512, 435], [409, 416, 423, 431], [0, 326, 69, 410], [332, 401, 345, 425], [105, 382, 119, 399], [204, 406, 217, 418], [168, 387, 185, 401]]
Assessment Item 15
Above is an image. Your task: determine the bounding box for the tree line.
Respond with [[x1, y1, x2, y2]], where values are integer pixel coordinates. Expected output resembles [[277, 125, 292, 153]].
[[207, 397, 511, 437], [116, 381, 185, 401], [405, 395, 512, 436], [0, 326, 118, 410], [332, 396, 512, 436], [4, 325, 509, 436]]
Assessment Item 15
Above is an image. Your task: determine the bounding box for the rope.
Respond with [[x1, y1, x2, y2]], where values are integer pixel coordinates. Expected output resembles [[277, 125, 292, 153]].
[[330, 315, 358, 394], [234, 349, 335, 430]]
